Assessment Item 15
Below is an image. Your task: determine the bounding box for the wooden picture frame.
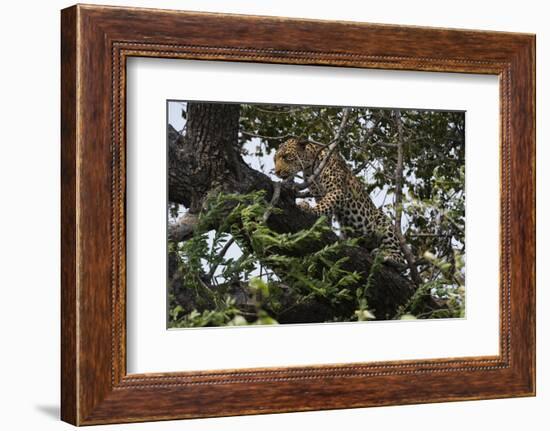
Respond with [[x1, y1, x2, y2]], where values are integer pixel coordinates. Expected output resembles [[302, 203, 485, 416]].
[[61, 4, 535, 425]]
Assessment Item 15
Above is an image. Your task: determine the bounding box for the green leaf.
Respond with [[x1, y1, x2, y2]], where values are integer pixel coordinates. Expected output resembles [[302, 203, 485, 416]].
[[249, 277, 269, 297]]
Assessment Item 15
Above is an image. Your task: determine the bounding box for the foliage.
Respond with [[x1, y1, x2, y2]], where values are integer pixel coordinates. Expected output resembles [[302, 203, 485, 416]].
[[168, 191, 375, 327]]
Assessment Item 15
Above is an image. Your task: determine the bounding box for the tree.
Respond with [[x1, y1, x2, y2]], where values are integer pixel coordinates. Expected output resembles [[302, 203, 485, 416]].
[[167, 102, 465, 327]]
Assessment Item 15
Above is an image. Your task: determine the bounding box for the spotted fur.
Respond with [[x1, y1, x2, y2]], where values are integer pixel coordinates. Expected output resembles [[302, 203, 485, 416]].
[[274, 138, 404, 264]]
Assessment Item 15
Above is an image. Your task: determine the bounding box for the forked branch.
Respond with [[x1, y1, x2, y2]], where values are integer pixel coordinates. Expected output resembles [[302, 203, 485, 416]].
[[295, 108, 351, 191]]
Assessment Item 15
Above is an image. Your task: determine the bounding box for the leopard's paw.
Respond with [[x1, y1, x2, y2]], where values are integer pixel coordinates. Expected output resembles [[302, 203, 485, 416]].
[[372, 248, 407, 270]]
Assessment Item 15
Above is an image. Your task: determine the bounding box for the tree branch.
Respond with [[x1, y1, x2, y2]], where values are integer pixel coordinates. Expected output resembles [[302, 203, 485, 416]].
[[208, 237, 235, 281], [168, 211, 198, 243], [240, 130, 294, 141], [263, 180, 282, 222], [296, 107, 351, 191], [393, 110, 422, 286]]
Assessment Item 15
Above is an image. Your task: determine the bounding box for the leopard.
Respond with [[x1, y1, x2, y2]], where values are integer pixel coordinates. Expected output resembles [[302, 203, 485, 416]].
[[274, 138, 405, 265]]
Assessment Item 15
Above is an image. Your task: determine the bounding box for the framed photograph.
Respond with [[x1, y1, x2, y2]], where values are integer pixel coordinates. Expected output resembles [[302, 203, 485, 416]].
[[61, 4, 535, 425]]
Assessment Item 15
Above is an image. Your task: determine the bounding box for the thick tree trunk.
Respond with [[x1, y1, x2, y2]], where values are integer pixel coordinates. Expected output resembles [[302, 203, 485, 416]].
[[169, 103, 243, 212], [168, 102, 415, 320]]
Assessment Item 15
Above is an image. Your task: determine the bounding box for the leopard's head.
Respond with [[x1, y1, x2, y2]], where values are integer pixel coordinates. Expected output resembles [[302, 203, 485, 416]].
[[274, 138, 314, 179]]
